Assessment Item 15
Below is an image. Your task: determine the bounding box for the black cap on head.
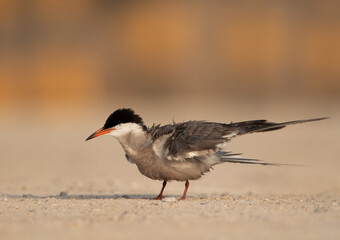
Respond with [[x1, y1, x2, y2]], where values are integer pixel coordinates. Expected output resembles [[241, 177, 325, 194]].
[[103, 108, 144, 129]]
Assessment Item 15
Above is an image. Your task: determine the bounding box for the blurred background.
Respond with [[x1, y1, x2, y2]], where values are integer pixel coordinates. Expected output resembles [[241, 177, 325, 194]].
[[0, 0, 339, 195]]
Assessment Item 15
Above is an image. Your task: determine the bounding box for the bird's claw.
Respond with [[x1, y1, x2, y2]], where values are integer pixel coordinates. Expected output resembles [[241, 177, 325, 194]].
[[153, 195, 164, 200]]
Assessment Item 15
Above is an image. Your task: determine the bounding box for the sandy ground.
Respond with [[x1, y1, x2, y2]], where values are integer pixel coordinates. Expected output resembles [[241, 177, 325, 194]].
[[1, 192, 339, 240], [1, 98, 339, 239]]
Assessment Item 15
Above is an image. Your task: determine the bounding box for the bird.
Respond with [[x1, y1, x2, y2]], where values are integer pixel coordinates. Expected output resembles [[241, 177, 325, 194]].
[[86, 108, 327, 200]]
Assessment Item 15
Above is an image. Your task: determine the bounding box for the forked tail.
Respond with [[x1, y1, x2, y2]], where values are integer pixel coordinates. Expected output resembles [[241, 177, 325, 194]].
[[220, 117, 328, 166]]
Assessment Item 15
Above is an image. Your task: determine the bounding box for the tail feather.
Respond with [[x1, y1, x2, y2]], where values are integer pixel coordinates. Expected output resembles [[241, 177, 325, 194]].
[[234, 117, 328, 135], [217, 151, 299, 166], [218, 117, 327, 166]]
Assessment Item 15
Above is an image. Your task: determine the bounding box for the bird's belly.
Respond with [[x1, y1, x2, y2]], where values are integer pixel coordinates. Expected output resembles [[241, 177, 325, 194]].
[[135, 159, 211, 181], [126, 154, 163, 180]]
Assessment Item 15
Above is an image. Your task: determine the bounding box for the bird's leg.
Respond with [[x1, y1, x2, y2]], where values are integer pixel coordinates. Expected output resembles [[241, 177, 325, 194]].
[[179, 180, 189, 200], [153, 180, 167, 200]]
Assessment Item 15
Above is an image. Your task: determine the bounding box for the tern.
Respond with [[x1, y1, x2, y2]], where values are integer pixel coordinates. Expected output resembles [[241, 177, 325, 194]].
[[86, 108, 326, 200]]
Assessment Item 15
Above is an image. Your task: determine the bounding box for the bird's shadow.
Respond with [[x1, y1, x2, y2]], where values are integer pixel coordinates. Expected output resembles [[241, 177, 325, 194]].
[[1, 192, 169, 200]]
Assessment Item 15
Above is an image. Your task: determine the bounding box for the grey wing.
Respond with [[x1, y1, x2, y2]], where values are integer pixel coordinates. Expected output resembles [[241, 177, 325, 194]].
[[160, 119, 287, 162], [148, 123, 177, 140], [162, 118, 325, 165], [164, 121, 234, 161]]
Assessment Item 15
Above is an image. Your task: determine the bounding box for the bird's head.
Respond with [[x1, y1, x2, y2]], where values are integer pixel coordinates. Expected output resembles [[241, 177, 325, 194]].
[[86, 108, 145, 141]]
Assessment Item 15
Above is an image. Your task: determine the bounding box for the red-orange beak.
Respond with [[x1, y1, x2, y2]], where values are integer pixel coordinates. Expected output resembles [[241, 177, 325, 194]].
[[86, 127, 114, 141]]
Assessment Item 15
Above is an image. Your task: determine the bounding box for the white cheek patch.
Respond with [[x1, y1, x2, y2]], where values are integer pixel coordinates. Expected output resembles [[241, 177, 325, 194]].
[[109, 123, 144, 138]]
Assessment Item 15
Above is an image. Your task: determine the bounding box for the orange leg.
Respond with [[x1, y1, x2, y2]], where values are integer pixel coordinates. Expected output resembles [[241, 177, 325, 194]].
[[153, 180, 167, 200], [179, 180, 189, 200]]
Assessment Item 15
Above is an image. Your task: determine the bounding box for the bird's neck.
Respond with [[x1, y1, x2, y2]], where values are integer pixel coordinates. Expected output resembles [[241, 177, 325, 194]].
[[114, 126, 152, 156]]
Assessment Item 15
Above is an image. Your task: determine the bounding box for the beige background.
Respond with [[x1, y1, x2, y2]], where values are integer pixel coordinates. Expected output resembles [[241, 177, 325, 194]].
[[1, 1, 339, 239]]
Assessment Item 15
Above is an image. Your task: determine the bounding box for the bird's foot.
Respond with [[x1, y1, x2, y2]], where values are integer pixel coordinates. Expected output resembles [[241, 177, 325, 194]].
[[178, 180, 189, 200], [153, 195, 164, 200]]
